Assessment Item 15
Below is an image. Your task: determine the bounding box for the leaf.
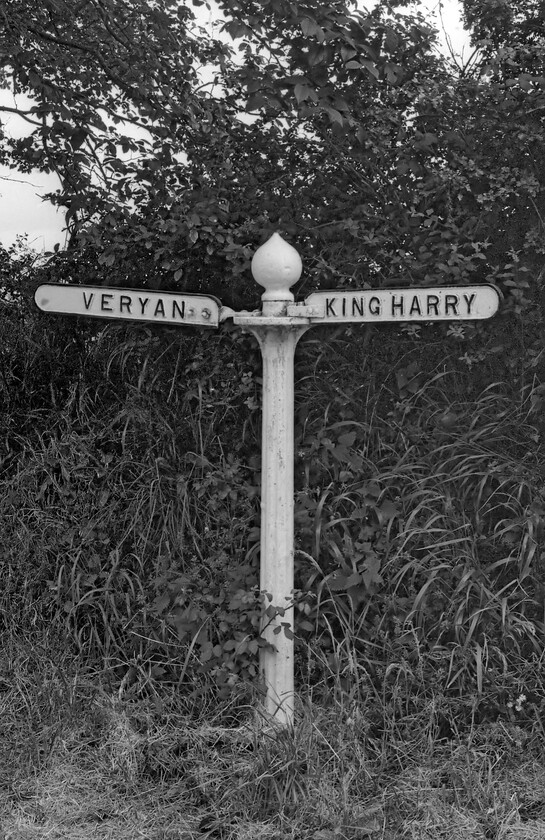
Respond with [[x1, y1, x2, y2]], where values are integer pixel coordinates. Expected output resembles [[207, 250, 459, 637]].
[[360, 59, 380, 79], [341, 46, 357, 63], [384, 26, 400, 52], [344, 572, 363, 588], [246, 92, 269, 111], [282, 623, 294, 640], [300, 17, 316, 37], [362, 555, 382, 589], [378, 500, 398, 521], [329, 571, 361, 591], [301, 18, 325, 41], [27, 69, 43, 88], [223, 20, 251, 39], [70, 128, 87, 150], [323, 106, 344, 126], [294, 83, 316, 104], [247, 92, 283, 112], [308, 45, 327, 66], [298, 620, 314, 632], [384, 62, 402, 84]]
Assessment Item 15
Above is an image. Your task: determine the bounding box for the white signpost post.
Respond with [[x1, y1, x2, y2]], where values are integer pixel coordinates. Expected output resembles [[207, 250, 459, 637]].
[[35, 233, 502, 727]]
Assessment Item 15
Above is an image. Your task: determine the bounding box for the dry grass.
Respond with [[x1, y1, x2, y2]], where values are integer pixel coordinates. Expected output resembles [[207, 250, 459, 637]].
[[2, 685, 545, 840], [3, 697, 203, 840]]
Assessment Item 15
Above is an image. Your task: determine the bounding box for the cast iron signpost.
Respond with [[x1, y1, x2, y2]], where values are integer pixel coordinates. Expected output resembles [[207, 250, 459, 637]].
[[35, 233, 502, 727]]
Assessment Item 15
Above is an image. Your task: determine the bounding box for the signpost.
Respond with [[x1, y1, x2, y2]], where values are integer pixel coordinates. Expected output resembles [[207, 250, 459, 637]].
[[34, 233, 502, 727]]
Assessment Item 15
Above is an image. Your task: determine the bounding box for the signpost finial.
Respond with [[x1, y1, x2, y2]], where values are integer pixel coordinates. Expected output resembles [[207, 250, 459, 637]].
[[251, 233, 302, 310]]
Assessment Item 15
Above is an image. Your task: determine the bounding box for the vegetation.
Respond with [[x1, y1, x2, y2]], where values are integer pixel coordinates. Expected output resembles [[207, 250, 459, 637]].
[[1, 0, 545, 837]]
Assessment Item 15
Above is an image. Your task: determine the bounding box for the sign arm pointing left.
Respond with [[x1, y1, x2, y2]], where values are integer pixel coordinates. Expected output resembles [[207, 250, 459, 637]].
[[34, 284, 221, 328]]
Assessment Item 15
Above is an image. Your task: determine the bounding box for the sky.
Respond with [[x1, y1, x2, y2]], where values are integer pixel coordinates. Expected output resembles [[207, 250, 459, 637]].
[[0, 0, 470, 254], [0, 138, 64, 254]]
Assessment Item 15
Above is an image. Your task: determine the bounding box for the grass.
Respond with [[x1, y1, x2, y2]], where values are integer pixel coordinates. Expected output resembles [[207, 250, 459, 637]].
[[2, 632, 545, 840]]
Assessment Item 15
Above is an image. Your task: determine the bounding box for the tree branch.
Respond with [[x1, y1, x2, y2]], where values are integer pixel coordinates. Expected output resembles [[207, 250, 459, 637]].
[[0, 105, 42, 127]]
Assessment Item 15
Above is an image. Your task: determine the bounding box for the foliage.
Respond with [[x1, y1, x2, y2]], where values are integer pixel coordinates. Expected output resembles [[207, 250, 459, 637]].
[[0, 298, 266, 699], [292, 339, 545, 717], [463, 0, 545, 51], [1, 0, 212, 228]]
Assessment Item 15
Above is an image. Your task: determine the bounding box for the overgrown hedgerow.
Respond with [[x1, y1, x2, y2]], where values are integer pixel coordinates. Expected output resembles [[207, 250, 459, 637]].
[[1, 256, 543, 733]]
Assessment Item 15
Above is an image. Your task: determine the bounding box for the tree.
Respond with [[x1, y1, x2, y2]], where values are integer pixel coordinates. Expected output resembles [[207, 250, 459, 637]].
[[3, 0, 543, 318], [3, 0, 545, 439], [1, 0, 223, 231], [0, 1, 443, 300], [3, 0, 545, 454], [462, 0, 545, 51]]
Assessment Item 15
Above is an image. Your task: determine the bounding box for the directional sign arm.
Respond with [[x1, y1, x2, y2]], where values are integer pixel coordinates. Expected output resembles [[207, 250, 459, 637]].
[[303, 284, 502, 324], [34, 284, 221, 328]]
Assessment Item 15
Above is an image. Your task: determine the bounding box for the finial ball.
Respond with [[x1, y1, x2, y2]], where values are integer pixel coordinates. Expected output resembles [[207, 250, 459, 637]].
[[251, 233, 302, 301]]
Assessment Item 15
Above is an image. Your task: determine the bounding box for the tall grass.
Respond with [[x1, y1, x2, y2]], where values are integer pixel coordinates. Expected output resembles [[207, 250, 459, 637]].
[[293, 344, 544, 730]]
